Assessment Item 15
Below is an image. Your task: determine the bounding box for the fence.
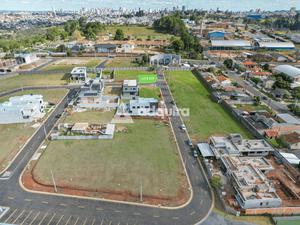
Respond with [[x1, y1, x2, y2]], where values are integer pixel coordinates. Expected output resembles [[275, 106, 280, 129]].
[[51, 134, 113, 140]]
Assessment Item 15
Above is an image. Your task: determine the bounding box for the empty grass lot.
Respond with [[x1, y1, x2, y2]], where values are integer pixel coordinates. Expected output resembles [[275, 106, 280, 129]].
[[61, 110, 115, 124], [41, 58, 102, 72], [33, 119, 186, 199], [114, 70, 154, 81], [140, 86, 161, 99], [99, 25, 173, 40], [165, 71, 251, 140], [0, 89, 68, 172], [105, 57, 140, 68], [0, 73, 66, 93]]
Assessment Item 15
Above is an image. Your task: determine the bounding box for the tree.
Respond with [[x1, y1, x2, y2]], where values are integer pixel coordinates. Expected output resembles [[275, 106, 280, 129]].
[[171, 39, 184, 52], [262, 63, 270, 71], [224, 59, 233, 69], [71, 30, 83, 41], [210, 175, 222, 189], [254, 96, 261, 106], [114, 29, 125, 40]]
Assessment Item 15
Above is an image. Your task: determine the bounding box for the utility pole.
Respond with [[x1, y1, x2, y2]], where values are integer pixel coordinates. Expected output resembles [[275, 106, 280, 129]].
[[51, 170, 57, 193], [140, 181, 143, 202]]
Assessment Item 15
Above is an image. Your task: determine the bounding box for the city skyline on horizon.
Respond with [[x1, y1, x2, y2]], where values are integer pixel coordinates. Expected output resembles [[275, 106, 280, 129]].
[[0, 0, 299, 12]]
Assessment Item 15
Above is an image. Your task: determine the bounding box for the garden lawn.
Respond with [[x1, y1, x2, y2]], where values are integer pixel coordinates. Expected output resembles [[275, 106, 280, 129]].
[[0, 74, 66, 93], [0, 89, 68, 172], [140, 86, 161, 99], [33, 119, 185, 199], [114, 70, 154, 81], [105, 57, 140, 68], [41, 58, 102, 72], [165, 71, 252, 140]]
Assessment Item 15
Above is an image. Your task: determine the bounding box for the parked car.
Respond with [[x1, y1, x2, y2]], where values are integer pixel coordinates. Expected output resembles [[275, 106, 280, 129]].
[[55, 113, 62, 119], [187, 139, 193, 147], [193, 150, 198, 158], [179, 124, 186, 131]]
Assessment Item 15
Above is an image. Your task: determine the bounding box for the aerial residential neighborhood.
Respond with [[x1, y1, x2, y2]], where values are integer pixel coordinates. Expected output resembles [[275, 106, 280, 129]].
[[1, 1, 300, 225]]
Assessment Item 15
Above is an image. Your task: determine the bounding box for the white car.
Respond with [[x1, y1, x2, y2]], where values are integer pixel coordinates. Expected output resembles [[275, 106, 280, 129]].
[[179, 124, 186, 130]]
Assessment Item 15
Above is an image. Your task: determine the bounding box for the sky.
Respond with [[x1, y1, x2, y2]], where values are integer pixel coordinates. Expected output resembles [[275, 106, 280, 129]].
[[0, 0, 299, 12]]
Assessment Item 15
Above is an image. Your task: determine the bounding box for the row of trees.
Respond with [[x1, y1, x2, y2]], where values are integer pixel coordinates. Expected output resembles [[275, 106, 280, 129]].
[[262, 13, 300, 30]]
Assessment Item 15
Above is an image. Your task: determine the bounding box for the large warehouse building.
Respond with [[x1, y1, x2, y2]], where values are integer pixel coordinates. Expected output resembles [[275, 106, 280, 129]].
[[210, 40, 252, 50]]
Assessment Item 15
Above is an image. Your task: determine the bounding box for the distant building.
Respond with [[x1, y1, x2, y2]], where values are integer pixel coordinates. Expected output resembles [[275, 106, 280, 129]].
[[247, 14, 263, 20], [70, 67, 87, 82], [210, 40, 252, 50], [95, 44, 117, 53], [274, 65, 300, 88], [0, 94, 44, 124], [208, 31, 226, 40], [150, 54, 181, 65], [15, 53, 38, 65], [122, 80, 139, 99], [254, 41, 295, 51], [117, 43, 135, 53]]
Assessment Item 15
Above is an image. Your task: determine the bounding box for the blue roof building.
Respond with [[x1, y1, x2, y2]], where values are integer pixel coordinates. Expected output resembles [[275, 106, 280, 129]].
[[208, 31, 225, 40]]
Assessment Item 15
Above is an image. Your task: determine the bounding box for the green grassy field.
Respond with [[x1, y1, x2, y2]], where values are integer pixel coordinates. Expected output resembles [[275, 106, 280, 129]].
[[276, 220, 300, 225], [41, 58, 102, 72], [105, 57, 140, 68], [61, 110, 115, 124], [165, 71, 252, 140], [0, 89, 68, 172], [140, 86, 161, 99], [0, 74, 67, 93], [99, 25, 173, 40], [234, 104, 272, 113], [33, 119, 186, 199], [114, 70, 154, 81]]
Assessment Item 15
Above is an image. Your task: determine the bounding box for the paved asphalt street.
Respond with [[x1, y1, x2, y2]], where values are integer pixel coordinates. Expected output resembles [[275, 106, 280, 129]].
[[0, 73, 214, 225]]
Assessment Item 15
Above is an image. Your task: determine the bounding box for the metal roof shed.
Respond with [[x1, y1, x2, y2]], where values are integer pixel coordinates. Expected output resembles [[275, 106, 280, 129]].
[[197, 143, 215, 158]]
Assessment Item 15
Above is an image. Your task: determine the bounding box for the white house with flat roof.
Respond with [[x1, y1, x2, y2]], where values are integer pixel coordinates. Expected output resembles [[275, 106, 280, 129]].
[[122, 80, 139, 99], [0, 94, 45, 124], [15, 53, 38, 65], [70, 67, 87, 82]]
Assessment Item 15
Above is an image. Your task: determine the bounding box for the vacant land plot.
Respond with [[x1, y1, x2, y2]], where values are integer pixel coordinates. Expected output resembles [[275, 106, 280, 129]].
[[62, 110, 115, 124], [234, 104, 271, 112], [33, 119, 186, 201], [41, 58, 102, 72], [165, 71, 251, 140], [99, 25, 173, 40], [106, 57, 140, 68], [0, 89, 68, 172], [114, 70, 154, 80], [140, 86, 161, 99], [0, 74, 66, 93]]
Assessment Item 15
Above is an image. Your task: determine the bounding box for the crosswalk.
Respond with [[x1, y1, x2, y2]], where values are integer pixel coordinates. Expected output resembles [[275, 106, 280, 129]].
[[0, 207, 134, 225]]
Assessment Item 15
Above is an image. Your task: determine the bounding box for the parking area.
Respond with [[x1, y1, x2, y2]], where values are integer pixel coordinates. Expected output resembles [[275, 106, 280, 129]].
[[0, 207, 135, 225]]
